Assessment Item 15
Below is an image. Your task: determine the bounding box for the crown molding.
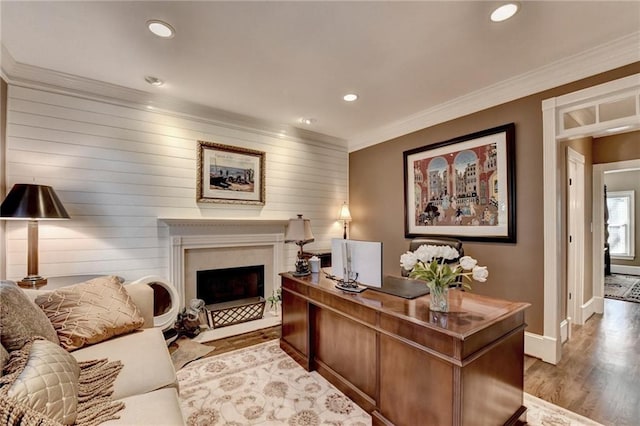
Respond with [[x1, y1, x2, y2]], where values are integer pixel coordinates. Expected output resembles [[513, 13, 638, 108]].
[[348, 31, 640, 152], [0, 44, 346, 149], [3, 31, 638, 154]]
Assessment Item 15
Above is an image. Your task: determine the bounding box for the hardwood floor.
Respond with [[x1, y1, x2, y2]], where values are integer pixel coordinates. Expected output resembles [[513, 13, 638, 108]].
[[198, 326, 281, 356], [524, 298, 640, 426], [193, 299, 639, 425]]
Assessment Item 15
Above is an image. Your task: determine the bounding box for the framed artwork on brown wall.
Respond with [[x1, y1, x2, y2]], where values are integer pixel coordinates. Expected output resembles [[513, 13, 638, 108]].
[[197, 141, 266, 205], [403, 123, 516, 243]]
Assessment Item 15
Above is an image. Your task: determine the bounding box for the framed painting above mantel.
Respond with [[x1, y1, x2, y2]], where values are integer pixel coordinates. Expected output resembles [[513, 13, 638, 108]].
[[197, 141, 266, 205], [403, 123, 516, 243]]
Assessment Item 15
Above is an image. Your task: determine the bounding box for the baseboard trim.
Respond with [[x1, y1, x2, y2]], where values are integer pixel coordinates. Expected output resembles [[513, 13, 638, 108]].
[[560, 320, 569, 343], [581, 297, 599, 322], [524, 332, 559, 365], [611, 265, 640, 276]]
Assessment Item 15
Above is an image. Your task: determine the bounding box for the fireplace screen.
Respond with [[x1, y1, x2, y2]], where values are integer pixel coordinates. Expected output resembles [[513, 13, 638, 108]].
[[196, 265, 265, 306]]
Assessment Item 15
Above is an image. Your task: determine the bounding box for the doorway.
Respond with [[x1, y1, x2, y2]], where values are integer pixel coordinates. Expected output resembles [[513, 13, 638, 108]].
[[593, 158, 640, 300], [541, 73, 640, 364]]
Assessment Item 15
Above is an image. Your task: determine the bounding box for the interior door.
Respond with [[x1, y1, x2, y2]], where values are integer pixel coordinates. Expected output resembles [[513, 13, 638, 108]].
[[567, 147, 586, 336]]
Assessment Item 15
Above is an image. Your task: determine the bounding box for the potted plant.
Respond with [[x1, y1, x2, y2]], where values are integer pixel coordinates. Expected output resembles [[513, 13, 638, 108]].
[[266, 287, 282, 315]]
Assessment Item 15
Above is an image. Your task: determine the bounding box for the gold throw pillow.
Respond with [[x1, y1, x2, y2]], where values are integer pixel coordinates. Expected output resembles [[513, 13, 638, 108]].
[[4, 339, 80, 425], [35, 276, 144, 351]]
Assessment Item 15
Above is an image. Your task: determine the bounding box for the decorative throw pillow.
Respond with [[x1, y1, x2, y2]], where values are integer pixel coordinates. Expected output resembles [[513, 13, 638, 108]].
[[0, 281, 60, 351], [35, 276, 144, 351], [2, 338, 80, 425]]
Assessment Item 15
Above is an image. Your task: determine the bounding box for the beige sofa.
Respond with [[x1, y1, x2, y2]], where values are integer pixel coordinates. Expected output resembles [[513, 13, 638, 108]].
[[1, 278, 185, 425]]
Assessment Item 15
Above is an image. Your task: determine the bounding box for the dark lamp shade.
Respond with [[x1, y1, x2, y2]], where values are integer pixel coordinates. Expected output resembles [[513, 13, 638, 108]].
[[1, 184, 70, 220], [284, 214, 314, 244]]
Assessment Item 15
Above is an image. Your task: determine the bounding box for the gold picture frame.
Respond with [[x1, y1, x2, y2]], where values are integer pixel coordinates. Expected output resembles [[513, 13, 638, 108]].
[[196, 141, 266, 205]]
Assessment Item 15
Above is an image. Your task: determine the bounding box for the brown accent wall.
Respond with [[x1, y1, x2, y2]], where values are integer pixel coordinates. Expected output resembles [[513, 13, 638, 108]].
[[593, 131, 640, 164], [350, 63, 639, 335]]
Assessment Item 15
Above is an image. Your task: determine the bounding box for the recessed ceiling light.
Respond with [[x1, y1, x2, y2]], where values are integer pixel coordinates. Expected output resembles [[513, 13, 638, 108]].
[[147, 20, 175, 38], [343, 93, 359, 102], [300, 118, 316, 125], [144, 75, 164, 87], [490, 3, 519, 22]]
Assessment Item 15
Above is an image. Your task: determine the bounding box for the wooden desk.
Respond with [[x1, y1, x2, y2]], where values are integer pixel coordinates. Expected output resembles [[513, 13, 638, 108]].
[[280, 272, 530, 426]]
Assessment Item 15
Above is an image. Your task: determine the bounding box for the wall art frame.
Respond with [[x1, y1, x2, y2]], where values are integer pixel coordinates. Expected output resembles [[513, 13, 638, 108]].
[[403, 123, 516, 243], [197, 141, 266, 205]]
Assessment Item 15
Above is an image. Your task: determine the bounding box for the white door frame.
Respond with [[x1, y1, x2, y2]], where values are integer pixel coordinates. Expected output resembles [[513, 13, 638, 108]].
[[566, 147, 585, 334], [540, 73, 640, 364]]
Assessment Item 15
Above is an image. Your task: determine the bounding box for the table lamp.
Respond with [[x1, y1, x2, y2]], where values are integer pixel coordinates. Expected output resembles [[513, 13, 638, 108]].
[[1, 184, 71, 287], [284, 214, 314, 276], [338, 202, 352, 239]]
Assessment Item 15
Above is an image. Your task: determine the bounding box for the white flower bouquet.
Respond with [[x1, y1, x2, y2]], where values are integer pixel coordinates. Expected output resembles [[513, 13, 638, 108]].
[[400, 244, 489, 292]]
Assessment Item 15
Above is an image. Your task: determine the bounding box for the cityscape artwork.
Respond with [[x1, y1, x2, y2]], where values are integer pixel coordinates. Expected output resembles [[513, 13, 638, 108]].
[[404, 124, 515, 242]]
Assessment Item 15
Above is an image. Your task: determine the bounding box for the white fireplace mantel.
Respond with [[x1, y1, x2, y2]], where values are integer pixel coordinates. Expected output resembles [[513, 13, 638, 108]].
[[158, 217, 290, 227], [160, 217, 288, 303]]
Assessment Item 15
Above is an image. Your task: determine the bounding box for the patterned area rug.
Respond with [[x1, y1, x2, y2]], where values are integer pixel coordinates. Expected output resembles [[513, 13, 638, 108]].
[[604, 274, 640, 303], [523, 394, 603, 426], [177, 341, 370, 425], [177, 341, 602, 426]]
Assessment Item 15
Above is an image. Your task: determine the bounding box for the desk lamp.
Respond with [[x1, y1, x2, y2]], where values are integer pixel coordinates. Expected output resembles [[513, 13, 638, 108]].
[[338, 202, 352, 239], [1, 184, 70, 287], [285, 214, 314, 276]]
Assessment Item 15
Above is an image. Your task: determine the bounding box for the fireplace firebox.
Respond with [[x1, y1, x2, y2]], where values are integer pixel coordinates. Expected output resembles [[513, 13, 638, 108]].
[[196, 265, 266, 328], [197, 265, 264, 305]]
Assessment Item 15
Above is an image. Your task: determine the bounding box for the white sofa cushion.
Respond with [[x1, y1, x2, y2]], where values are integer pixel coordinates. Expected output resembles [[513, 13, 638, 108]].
[[123, 281, 154, 328], [103, 388, 184, 425], [71, 327, 177, 400]]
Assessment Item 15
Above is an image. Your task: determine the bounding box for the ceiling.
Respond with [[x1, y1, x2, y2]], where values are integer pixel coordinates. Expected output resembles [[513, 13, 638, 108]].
[[1, 1, 639, 149]]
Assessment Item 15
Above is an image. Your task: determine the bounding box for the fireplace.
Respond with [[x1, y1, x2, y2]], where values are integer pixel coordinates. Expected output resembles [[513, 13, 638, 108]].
[[197, 265, 265, 306], [159, 218, 287, 342]]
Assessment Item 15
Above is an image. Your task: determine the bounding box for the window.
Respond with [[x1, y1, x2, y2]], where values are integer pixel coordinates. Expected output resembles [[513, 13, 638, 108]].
[[606, 190, 635, 259]]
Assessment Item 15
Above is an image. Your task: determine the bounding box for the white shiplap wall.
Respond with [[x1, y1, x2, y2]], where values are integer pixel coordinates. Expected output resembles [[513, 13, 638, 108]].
[[3, 84, 348, 281]]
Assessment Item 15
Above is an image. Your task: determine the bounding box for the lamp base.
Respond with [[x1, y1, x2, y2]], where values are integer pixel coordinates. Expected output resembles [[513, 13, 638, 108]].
[[293, 257, 311, 276], [18, 276, 48, 288]]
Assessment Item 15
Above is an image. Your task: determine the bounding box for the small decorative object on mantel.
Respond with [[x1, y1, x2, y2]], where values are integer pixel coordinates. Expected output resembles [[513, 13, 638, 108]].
[[400, 244, 488, 312]]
